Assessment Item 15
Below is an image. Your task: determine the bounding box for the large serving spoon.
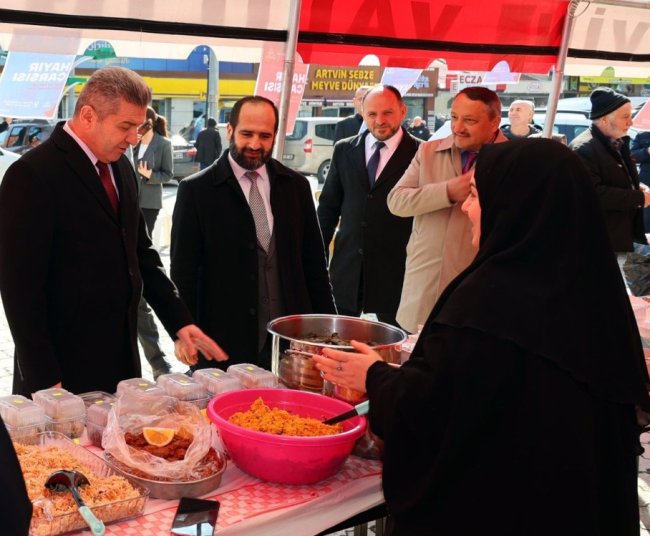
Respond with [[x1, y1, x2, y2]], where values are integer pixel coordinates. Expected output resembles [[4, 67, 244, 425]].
[[45, 470, 106, 535], [323, 400, 369, 425]]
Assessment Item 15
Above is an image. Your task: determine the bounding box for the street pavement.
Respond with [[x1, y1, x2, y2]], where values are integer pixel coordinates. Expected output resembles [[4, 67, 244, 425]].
[[1, 181, 650, 534]]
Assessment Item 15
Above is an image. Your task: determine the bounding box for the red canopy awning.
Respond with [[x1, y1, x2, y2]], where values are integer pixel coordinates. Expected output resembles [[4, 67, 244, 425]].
[[297, 0, 569, 73]]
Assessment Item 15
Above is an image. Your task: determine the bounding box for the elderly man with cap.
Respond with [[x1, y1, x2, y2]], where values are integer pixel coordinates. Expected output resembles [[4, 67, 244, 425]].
[[570, 87, 650, 288]]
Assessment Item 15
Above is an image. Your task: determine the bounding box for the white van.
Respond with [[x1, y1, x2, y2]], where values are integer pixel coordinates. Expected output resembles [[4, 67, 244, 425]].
[[281, 117, 341, 183]]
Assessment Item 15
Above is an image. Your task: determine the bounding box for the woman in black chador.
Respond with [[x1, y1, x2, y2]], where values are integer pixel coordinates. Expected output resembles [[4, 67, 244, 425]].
[[315, 138, 650, 535]]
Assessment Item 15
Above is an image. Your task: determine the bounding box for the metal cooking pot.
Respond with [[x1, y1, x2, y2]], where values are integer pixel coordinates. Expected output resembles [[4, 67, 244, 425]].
[[268, 314, 407, 398]]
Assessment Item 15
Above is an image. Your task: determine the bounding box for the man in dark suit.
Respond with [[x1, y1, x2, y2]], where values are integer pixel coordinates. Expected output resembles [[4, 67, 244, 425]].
[[333, 85, 372, 142], [171, 96, 335, 371], [194, 117, 222, 170], [0, 67, 226, 396], [318, 85, 419, 328]]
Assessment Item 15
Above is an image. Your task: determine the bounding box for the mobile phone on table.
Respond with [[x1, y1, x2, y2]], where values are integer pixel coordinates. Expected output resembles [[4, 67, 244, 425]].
[[171, 497, 220, 536]]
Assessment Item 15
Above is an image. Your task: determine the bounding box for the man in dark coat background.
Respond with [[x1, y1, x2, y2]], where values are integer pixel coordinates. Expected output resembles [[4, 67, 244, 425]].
[[570, 87, 650, 290], [333, 85, 372, 143], [318, 85, 419, 327], [194, 117, 222, 170], [171, 96, 335, 370], [0, 67, 225, 396]]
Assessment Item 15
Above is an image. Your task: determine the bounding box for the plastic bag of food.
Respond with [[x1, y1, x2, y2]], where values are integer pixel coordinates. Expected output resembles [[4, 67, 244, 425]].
[[102, 392, 211, 481]]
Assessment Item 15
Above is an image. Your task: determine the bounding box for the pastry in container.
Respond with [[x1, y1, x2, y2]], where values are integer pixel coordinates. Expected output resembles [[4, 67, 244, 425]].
[[0, 394, 46, 440], [79, 392, 117, 448], [156, 373, 210, 409], [192, 368, 242, 396], [32, 388, 86, 439], [116, 377, 164, 397], [226, 363, 278, 388]]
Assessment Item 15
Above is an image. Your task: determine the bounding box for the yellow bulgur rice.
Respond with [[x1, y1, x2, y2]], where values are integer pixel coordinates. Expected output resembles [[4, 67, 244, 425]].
[[228, 398, 344, 436], [14, 443, 143, 534]]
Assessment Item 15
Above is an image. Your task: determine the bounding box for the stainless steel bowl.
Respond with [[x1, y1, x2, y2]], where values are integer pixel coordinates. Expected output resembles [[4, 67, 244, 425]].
[[268, 314, 407, 397], [103, 451, 227, 500]]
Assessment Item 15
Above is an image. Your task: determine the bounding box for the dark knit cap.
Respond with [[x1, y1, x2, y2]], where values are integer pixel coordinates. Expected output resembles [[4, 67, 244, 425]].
[[589, 87, 630, 120]]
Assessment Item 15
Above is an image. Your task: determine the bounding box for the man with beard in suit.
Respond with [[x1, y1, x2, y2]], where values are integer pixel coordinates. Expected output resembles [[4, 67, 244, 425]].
[[171, 96, 335, 371], [0, 66, 226, 396], [317, 85, 420, 328]]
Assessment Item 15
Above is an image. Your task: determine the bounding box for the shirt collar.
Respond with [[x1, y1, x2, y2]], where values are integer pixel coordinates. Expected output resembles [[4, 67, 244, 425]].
[[63, 121, 103, 167], [364, 127, 403, 154], [228, 152, 269, 182]]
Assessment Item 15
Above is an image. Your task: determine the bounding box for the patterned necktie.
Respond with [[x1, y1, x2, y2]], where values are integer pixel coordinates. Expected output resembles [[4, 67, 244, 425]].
[[96, 161, 119, 214], [461, 150, 478, 174], [244, 171, 271, 252], [367, 141, 386, 188]]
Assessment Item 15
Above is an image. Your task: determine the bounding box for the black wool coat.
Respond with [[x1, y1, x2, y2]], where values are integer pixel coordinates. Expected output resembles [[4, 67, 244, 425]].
[[170, 153, 335, 367], [317, 128, 419, 317], [0, 124, 193, 396], [571, 125, 647, 251]]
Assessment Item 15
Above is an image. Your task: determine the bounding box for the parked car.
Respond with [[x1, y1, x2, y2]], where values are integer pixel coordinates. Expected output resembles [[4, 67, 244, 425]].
[[171, 134, 199, 181], [430, 112, 590, 145], [0, 146, 21, 185], [0, 120, 56, 155], [281, 117, 341, 183]]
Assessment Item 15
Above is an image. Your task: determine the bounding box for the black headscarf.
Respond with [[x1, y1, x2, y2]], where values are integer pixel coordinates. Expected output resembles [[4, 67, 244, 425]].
[[431, 138, 650, 410]]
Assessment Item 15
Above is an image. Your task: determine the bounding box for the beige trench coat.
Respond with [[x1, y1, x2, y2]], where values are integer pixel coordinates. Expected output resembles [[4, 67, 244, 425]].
[[387, 131, 508, 333]]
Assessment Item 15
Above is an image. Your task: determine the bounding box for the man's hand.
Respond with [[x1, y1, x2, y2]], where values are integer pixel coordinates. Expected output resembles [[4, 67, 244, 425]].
[[446, 171, 472, 203], [642, 190, 650, 208], [175, 324, 228, 366]]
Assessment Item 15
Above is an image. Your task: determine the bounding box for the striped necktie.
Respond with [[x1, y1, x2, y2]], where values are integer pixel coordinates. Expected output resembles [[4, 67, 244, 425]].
[[244, 171, 271, 252]]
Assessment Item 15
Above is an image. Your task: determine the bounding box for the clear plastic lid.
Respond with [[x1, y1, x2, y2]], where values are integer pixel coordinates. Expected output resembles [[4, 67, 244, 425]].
[[116, 377, 165, 397], [226, 363, 278, 388], [192, 368, 242, 395], [0, 394, 46, 428], [86, 397, 116, 427], [32, 388, 86, 420], [79, 391, 116, 407], [156, 373, 209, 401]]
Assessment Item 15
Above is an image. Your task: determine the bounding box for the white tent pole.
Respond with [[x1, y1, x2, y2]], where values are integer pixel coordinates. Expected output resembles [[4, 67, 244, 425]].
[[274, 0, 302, 159], [543, 0, 580, 138]]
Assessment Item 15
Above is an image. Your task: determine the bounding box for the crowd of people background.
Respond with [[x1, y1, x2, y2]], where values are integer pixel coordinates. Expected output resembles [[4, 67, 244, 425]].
[[0, 65, 649, 534]]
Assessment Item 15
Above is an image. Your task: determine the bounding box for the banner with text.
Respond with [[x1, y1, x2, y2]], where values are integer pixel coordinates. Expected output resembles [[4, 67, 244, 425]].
[[0, 52, 75, 119], [380, 68, 423, 96], [255, 61, 309, 134]]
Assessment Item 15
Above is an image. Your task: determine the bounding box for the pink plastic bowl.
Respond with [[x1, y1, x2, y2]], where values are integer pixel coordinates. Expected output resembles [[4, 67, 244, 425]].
[[207, 388, 367, 484]]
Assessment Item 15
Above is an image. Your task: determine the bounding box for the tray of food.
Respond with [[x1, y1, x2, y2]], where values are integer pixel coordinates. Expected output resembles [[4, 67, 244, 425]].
[[13, 431, 148, 536]]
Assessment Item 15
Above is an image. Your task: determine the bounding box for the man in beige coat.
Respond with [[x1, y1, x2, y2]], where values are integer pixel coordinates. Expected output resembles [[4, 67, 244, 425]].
[[387, 87, 507, 333]]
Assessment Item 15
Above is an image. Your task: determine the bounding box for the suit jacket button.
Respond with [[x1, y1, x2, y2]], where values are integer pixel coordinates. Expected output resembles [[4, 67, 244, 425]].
[[358, 248, 363, 255], [249, 308, 256, 315], [367, 194, 373, 199]]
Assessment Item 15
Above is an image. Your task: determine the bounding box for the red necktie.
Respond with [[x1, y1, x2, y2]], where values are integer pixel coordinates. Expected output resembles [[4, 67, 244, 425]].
[[462, 151, 478, 174], [96, 161, 119, 214]]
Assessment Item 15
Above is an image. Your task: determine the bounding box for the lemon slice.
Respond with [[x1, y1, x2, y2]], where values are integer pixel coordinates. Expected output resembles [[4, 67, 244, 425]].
[[142, 427, 176, 447]]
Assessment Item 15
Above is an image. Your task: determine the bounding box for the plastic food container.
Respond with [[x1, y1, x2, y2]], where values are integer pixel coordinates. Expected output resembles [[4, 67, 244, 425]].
[[81, 392, 117, 448], [116, 377, 164, 397], [207, 388, 366, 484], [156, 373, 209, 409], [0, 395, 46, 440], [32, 388, 86, 439], [17, 432, 149, 536], [226, 363, 278, 389], [192, 369, 242, 396]]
